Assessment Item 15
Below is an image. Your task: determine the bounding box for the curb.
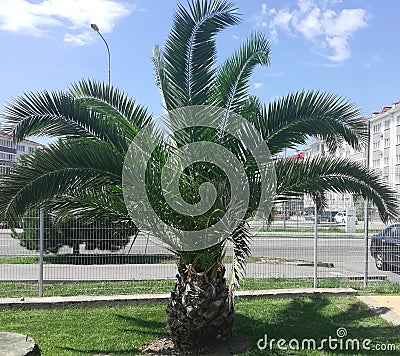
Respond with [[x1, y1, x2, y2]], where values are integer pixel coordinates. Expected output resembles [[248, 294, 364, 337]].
[[357, 296, 400, 326], [0, 288, 357, 311], [235, 288, 357, 299]]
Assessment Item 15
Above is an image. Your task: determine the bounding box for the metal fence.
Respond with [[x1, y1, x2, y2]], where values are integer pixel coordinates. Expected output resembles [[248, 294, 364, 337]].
[[1, 204, 399, 297]]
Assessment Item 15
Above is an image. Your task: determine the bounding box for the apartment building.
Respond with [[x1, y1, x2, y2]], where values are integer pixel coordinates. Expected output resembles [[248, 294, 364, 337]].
[[0, 128, 41, 179], [370, 101, 400, 198], [303, 138, 365, 211], [302, 100, 400, 213]]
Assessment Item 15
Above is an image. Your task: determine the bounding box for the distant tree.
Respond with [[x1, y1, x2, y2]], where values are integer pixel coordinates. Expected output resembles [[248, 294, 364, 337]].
[[13, 212, 137, 254]]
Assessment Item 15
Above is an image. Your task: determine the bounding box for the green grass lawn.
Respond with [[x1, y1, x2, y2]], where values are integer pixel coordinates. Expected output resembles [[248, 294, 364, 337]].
[[0, 296, 398, 355], [0, 254, 177, 265], [1, 278, 400, 298]]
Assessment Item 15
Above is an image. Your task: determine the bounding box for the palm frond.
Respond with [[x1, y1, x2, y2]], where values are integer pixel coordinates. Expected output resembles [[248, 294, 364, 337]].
[[2, 80, 152, 153], [69, 79, 152, 139], [275, 156, 400, 222], [152, 45, 169, 110], [0, 139, 123, 225], [250, 91, 365, 155], [46, 185, 130, 223], [160, 0, 240, 109], [2, 90, 96, 140], [228, 220, 251, 289], [212, 32, 270, 112]]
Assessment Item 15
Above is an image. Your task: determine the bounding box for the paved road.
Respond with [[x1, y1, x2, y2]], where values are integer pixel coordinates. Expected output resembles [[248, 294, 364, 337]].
[[1, 231, 399, 283], [0, 231, 37, 256]]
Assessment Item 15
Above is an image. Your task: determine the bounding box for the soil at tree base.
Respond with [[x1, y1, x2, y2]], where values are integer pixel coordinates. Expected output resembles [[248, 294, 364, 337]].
[[142, 331, 252, 355]]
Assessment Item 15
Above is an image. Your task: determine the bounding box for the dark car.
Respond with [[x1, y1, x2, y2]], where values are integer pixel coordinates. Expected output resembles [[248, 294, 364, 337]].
[[370, 224, 400, 271], [319, 211, 338, 223], [304, 211, 338, 223], [304, 212, 314, 221]]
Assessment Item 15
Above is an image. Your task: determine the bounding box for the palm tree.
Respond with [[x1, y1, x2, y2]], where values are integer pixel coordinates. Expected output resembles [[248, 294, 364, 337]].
[[0, 0, 398, 352]]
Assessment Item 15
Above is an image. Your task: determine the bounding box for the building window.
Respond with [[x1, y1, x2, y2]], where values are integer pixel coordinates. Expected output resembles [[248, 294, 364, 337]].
[[385, 119, 391, 129], [311, 144, 320, 154], [384, 157, 389, 165], [0, 138, 13, 148], [397, 135, 400, 145], [397, 115, 400, 125], [0, 152, 16, 162], [373, 159, 380, 168], [373, 142, 380, 150], [28, 147, 35, 154], [397, 155, 400, 164], [0, 165, 10, 175], [384, 138, 390, 147], [373, 123, 382, 133]]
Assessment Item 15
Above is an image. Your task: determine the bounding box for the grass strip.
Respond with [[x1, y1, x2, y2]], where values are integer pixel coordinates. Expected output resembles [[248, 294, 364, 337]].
[[1, 278, 399, 298], [0, 296, 398, 355]]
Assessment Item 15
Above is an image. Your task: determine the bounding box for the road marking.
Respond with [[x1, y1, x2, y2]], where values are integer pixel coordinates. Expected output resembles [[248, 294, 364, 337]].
[[329, 271, 344, 276], [251, 238, 360, 242]]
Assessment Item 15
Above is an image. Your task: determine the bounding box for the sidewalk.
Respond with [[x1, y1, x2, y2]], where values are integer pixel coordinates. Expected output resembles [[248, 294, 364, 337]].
[[0, 288, 356, 310], [357, 295, 400, 326]]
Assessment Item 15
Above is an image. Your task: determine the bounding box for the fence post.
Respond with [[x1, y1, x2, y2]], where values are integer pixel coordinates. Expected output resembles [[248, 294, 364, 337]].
[[39, 208, 44, 297], [364, 200, 369, 288], [364, 120, 370, 288], [313, 205, 318, 288]]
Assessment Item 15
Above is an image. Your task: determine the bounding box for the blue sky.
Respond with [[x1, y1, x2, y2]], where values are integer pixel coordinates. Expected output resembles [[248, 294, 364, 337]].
[[0, 0, 398, 143]]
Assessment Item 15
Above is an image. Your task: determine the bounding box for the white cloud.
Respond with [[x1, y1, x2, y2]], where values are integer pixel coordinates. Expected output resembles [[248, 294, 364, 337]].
[[64, 32, 94, 46], [260, 0, 367, 62], [269, 9, 293, 38], [0, 0, 133, 45], [254, 82, 263, 89], [261, 3, 267, 16]]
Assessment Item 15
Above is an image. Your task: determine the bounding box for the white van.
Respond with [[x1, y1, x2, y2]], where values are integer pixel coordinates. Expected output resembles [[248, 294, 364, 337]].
[[334, 212, 358, 224]]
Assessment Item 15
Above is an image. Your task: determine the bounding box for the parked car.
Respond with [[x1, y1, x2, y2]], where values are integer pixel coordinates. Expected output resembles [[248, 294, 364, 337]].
[[304, 211, 338, 222], [273, 211, 290, 220], [334, 212, 358, 224], [319, 211, 338, 222], [370, 224, 400, 271], [304, 212, 315, 221]]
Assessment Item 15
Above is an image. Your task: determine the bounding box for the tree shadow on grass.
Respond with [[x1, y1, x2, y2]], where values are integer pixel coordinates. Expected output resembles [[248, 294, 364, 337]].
[[235, 296, 400, 355], [45, 254, 176, 265], [59, 311, 167, 355], [113, 312, 168, 336]]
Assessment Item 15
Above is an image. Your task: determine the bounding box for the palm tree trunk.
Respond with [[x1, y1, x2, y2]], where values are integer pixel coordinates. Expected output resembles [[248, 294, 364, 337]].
[[166, 263, 234, 352]]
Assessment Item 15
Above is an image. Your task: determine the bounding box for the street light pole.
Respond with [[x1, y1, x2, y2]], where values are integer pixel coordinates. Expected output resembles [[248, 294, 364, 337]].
[[91, 24, 111, 87]]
